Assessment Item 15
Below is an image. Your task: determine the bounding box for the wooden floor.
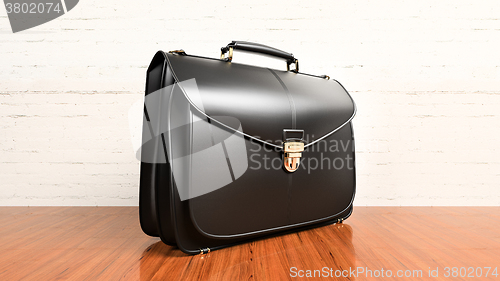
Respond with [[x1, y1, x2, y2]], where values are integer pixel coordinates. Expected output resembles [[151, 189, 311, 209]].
[[0, 207, 499, 280]]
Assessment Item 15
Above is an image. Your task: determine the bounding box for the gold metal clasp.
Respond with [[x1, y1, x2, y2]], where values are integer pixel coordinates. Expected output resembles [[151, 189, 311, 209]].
[[286, 59, 299, 72], [220, 47, 233, 61], [169, 50, 186, 55], [283, 141, 304, 172], [198, 247, 211, 255]]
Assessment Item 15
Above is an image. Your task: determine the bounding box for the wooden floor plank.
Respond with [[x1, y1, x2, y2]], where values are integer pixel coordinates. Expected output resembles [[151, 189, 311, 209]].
[[0, 207, 498, 280]]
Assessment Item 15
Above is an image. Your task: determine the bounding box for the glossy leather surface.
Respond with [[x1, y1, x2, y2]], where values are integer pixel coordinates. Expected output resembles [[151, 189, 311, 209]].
[[166, 53, 355, 148], [189, 124, 355, 238], [138, 56, 163, 237]]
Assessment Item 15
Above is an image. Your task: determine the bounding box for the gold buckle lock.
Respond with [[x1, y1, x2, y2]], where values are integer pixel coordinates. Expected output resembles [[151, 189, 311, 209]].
[[283, 141, 304, 172]]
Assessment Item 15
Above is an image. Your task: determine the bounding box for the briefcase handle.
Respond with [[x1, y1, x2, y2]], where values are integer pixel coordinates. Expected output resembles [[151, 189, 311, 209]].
[[220, 41, 299, 72]]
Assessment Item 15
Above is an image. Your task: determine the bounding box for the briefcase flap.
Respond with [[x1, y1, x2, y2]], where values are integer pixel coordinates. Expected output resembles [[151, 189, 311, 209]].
[[165, 52, 355, 148]]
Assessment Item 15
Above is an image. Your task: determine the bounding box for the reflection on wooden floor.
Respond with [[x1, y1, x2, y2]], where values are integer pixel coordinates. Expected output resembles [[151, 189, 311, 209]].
[[140, 223, 355, 280], [0, 207, 499, 280]]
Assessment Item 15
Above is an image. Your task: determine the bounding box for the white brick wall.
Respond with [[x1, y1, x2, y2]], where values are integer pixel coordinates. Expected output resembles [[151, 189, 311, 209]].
[[0, 0, 499, 205]]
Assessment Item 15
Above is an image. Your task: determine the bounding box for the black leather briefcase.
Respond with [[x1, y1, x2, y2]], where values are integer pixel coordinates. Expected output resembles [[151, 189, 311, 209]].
[[139, 41, 356, 254]]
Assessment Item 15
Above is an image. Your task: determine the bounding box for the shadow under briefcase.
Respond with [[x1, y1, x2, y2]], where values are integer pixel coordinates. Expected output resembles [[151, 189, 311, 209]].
[[139, 41, 356, 254]]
